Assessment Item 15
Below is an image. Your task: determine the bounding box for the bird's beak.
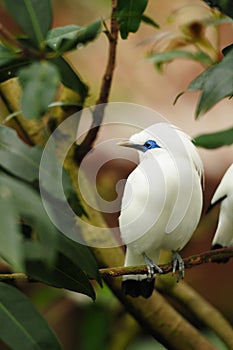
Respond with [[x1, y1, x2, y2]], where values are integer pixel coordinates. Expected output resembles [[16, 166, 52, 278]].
[[117, 140, 136, 148], [117, 140, 145, 152]]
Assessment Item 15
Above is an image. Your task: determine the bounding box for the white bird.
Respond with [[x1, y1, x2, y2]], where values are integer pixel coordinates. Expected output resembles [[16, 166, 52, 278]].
[[118, 123, 203, 298], [210, 163, 233, 261]]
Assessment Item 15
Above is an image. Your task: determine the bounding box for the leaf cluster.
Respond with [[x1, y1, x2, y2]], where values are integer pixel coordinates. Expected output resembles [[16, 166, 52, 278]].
[[146, 0, 233, 148], [0, 1, 105, 348], [0, 0, 101, 119]]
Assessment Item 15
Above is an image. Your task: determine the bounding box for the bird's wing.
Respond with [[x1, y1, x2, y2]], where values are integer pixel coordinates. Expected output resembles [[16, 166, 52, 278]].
[[207, 163, 233, 212], [206, 194, 227, 213]]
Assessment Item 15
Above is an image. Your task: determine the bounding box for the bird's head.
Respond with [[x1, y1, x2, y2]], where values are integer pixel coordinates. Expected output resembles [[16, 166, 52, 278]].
[[118, 131, 161, 153]]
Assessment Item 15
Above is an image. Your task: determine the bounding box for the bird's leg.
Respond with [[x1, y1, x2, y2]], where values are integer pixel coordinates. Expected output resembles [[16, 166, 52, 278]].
[[142, 252, 163, 281], [172, 251, 185, 282]]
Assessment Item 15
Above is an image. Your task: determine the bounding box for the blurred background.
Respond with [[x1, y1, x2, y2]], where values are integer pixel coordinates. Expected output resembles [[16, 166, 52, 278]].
[[0, 0, 233, 349]]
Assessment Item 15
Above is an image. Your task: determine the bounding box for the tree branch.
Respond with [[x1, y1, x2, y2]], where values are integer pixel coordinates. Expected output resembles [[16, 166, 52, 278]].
[[75, 0, 119, 164], [157, 279, 233, 349], [99, 247, 233, 278], [1, 247, 233, 283]]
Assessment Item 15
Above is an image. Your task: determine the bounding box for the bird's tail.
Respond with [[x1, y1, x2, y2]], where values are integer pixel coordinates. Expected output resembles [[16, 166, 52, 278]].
[[122, 276, 155, 298], [122, 249, 159, 298]]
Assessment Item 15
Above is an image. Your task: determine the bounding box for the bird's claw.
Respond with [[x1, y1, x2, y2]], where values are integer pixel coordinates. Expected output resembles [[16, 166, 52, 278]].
[[142, 253, 163, 281], [172, 251, 185, 282]]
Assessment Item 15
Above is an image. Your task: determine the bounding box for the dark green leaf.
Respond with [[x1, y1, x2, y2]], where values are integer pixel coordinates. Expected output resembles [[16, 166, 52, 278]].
[[57, 233, 101, 284], [0, 197, 24, 271], [186, 66, 215, 92], [141, 15, 159, 28], [0, 43, 18, 66], [46, 20, 101, 53], [202, 0, 233, 19], [187, 49, 233, 117], [222, 43, 233, 56], [0, 282, 62, 350], [0, 173, 57, 265], [116, 0, 148, 39], [0, 125, 41, 181], [18, 61, 60, 119], [3, 0, 52, 47], [0, 126, 85, 216], [0, 58, 31, 83], [25, 252, 96, 299], [51, 56, 88, 100], [46, 24, 82, 50], [148, 50, 213, 71], [193, 127, 233, 148]]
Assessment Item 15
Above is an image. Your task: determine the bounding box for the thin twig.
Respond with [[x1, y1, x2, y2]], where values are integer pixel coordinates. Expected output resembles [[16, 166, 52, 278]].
[[75, 0, 119, 164], [0, 22, 39, 58], [0, 273, 29, 281], [99, 247, 233, 278], [1, 247, 232, 283]]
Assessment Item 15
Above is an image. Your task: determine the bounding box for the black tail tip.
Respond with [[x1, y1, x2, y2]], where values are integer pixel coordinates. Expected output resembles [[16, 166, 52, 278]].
[[122, 279, 155, 298], [211, 244, 230, 263]]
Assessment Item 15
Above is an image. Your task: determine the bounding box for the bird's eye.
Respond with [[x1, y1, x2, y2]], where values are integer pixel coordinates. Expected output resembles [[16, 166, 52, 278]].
[[143, 139, 160, 150]]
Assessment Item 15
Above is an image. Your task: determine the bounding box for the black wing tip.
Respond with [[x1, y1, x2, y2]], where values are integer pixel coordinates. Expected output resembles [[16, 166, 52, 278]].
[[206, 195, 227, 214], [211, 244, 230, 263], [122, 279, 155, 298]]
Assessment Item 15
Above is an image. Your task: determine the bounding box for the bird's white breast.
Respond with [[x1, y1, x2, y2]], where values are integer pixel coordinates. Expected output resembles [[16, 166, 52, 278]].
[[119, 148, 202, 255]]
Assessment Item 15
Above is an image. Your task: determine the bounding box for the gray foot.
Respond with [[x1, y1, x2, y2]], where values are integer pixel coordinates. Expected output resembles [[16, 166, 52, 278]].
[[142, 253, 163, 281], [172, 251, 185, 282]]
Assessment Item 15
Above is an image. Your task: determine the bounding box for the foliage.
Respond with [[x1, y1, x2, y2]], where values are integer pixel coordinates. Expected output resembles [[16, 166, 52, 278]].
[[0, 282, 63, 350], [194, 126, 233, 148], [116, 0, 158, 39], [146, 0, 233, 145]]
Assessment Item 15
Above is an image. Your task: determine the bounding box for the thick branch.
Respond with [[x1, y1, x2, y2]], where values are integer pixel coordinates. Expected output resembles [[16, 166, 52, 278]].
[[157, 280, 233, 349], [75, 0, 119, 164]]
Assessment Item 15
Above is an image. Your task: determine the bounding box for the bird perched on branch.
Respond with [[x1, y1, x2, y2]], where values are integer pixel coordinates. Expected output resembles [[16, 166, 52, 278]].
[[209, 163, 233, 262], [118, 123, 203, 298]]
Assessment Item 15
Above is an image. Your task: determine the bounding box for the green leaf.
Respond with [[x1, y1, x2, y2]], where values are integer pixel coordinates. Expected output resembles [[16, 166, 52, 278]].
[[46, 20, 101, 53], [18, 61, 60, 119], [222, 43, 233, 56], [186, 66, 215, 92], [46, 24, 82, 50], [25, 251, 96, 299], [57, 233, 101, 284], [187, 49, 233, 117], [0, 197, 24, 271], [141, 14, 159, 29], [148, 50, 213, 71], [0, 173, 57, 265], [3, 0, 52, 47], [0, 58, 31, 83], [116, 0, 148, 39], [0, 125, 41, 182], [0, 43, 18, 66], [193, 126, 233, 148], [73, 20, 101, 45], [51, 56, 88, 100], [0, 282, 62, 350], [0, 126, 85, 216]]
